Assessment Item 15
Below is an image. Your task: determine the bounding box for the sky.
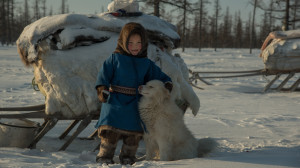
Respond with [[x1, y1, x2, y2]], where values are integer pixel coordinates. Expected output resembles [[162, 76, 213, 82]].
[[46, 0, 260, 22]]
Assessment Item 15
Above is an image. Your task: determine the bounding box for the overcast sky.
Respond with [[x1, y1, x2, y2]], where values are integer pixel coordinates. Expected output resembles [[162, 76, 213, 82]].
[[47, 1, 256, 15], [45, 0, 263, 24]]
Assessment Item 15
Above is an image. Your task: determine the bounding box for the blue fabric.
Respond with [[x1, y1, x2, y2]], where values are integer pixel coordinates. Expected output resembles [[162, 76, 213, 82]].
[[95, 53, 171, 132]]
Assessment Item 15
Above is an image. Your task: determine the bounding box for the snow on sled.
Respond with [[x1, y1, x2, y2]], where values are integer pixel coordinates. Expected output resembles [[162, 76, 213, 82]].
[[260, 29, 300, 73], [189, 29, 300, 92], [259, 30, 300, 91]]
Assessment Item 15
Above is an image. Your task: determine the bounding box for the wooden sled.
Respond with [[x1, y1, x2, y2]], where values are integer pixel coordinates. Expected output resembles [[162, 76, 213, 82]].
[[189, 69, 300, 92], [0, 104, 99, 151]]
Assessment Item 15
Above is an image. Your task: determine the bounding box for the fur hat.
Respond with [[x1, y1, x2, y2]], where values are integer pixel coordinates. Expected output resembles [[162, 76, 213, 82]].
[[114, 22, 148, 58]]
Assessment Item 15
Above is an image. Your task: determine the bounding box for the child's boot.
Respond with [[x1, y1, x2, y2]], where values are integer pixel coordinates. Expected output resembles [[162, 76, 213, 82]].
[[119, 134, 141, 165], [96, 129, 120, 164]]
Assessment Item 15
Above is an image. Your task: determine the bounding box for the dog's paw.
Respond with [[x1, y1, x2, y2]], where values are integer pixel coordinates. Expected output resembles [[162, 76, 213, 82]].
[[192, 109, 198, 116], [191, 100, 200, 116]]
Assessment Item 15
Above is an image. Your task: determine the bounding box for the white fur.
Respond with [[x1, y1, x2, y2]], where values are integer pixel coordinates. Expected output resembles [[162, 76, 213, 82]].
[[139, 80, 217, 161]]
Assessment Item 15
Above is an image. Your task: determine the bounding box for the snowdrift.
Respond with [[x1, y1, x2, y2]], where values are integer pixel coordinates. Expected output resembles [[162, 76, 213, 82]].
[[260, 30, 300, 73], [16, 11, 200, 118]]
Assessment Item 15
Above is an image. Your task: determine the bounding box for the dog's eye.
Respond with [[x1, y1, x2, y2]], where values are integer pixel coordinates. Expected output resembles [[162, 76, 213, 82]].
[[149, 86, 154, 88]]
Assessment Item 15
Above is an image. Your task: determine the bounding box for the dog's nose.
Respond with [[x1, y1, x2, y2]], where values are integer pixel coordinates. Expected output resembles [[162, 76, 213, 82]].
[[138, 85, 143, 94]]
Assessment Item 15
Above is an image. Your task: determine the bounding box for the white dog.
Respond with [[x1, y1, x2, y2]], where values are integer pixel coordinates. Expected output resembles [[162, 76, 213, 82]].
[[138, 80, 217, 161]]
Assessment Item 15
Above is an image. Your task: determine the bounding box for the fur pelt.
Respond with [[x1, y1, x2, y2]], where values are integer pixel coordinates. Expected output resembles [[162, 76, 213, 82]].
[[138, 80, 217, 161]]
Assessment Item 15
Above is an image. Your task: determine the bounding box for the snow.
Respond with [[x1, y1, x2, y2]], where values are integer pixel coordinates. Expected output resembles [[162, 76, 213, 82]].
[[108, 0, 140, 12], [1, 46, 299, 168], [17, 12, 179, 64]]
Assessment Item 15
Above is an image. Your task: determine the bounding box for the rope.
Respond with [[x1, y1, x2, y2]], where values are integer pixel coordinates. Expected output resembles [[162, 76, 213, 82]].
[[32, 77, 40, 91]]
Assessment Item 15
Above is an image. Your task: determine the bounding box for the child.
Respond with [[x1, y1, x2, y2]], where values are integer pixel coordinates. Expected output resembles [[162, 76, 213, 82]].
[[95, 22, 172, 165]]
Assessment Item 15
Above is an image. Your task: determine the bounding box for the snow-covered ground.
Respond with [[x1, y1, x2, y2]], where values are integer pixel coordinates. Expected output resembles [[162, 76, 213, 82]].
[[0, 46, 299, 168]]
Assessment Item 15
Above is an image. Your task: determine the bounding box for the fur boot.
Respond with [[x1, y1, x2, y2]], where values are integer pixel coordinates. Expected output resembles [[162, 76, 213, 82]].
[[96, 129, 120, 164], [119, 134, 142, 165]]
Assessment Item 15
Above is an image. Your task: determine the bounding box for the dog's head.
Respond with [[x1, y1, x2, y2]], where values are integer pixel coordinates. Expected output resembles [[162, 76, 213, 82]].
[[139, 80, 170, 101]]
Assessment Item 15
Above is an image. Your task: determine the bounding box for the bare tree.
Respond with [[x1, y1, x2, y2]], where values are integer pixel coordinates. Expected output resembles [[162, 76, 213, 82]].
[[61, 0, 68, 14], [220, 7, 232, 48], [33, 0, 40, 20], [250, 0, 257, 54], [290, 0, 300, 29], [197, 0, 209, 51], [24, 0, 30, 26], [213, 0, 221, 51], [49, 5, 53, 16], [41, 0, 47, 17], [0, 0, 7, 45], [256, 0, 300, 31], [233, 11, 243, 48]]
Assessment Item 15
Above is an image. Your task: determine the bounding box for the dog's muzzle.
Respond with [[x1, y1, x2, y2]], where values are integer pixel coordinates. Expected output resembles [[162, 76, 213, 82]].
[[138, 85, 144, 94]]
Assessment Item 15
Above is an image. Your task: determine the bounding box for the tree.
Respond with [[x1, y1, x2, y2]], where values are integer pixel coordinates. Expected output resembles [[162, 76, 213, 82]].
[[33, 0, 40, 20], [233, 11, 243, 48], [259, 11, 271, 44], [24, 0, 30, 26], [213, 0, 221, 51], [143, 0, 196, 52], [220, 7, 232, 48], [256, 0, 300, 31], [197, 0, 209, 51], [41, 0, 47, 17], [0, 0, 7, 45], [61, 0, 68, 14], [250, 0, 257, 54], [290, 0, 300, 29], [244, 13, 252, 48]]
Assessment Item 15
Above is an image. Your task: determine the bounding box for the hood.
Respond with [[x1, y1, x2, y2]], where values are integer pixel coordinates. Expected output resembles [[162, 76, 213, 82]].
[[114, 22, 148, 58]]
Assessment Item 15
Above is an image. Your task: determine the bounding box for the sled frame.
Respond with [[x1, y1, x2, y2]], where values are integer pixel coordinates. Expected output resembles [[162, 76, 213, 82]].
[[0, 105, 99, 151], [189, 69, 300, 92]]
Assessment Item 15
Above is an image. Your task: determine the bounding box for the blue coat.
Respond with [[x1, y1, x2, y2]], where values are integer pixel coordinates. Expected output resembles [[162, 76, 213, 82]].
[[95, 53, 171, 132]]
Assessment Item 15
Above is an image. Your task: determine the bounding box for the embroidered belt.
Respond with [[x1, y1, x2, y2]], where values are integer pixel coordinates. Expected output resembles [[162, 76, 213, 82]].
[[109, 85, 137, 95]]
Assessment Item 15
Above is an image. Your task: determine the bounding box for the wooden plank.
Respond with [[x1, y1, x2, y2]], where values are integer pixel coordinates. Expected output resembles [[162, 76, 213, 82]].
[[28, 118, 58, 149], [201, 72, 264, 79], [264, 74, 281, 92], [276, 73, 295, 91], [59, 115, 93, 151], [0, 111, 46, 118], [191, 69, 264, 74], [59, 120, 80, 140], [0, 110, 99, 120], [0, 104, 45, 111], [289, 78, 300, 91]]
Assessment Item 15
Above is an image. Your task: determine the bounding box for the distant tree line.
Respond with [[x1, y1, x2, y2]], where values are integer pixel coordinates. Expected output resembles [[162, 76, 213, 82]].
[[142, 0, 300, 51], [0, 0, 68, 46], [1, 0, 300, 52]]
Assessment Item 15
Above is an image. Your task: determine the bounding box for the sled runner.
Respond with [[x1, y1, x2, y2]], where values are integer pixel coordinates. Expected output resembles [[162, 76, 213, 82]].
[[189, 69, 300, 92]]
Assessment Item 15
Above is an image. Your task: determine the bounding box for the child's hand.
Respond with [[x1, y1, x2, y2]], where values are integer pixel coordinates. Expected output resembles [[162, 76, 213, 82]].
[[96, 86, 109, 103]]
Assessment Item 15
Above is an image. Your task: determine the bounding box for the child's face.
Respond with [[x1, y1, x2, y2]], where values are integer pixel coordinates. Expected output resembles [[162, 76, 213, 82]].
[[128, 34, 142, 55]]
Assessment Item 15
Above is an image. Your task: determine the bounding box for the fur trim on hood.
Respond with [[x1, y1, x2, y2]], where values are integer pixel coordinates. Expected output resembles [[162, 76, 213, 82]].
[[114, 22, 148, 58]]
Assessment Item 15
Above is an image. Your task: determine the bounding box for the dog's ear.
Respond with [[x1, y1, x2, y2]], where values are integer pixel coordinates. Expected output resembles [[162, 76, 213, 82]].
[[162, 85, 170, 100]]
